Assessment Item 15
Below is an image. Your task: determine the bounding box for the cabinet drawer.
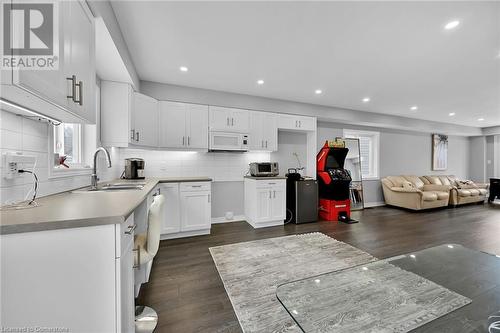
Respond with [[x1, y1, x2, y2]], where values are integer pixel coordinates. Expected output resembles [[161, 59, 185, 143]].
[[255, 180, 285, 189], [180, 182, 211, 192], [116, 213, 135, 258]]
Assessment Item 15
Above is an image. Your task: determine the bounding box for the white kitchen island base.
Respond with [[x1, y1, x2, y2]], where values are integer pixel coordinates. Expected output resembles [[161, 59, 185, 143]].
[[244, 177, 286, 229]]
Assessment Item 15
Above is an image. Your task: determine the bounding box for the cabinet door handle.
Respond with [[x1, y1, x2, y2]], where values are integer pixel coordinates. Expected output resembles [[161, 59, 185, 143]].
[[299, 120, 301, 128], [136, 131, 140, 142], [130, 129, 135, 140], [261, 140, 264, 148], [269, 190, 272, 199], [125, 224, 137, 235], [66, 75, 76, 101], [227, 117, 230, 126], [265, 140, 268, 148], [192, 185, 202, 188], [231, 118, 234, 126], [182, 136, 185, 145], [133, 247, 140, 269], [187, 136, 190, 146], [75, 80, 83, 106]]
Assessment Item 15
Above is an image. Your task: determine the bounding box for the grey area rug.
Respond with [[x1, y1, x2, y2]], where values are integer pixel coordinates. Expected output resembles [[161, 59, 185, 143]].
[[209, 233, 471, 333]]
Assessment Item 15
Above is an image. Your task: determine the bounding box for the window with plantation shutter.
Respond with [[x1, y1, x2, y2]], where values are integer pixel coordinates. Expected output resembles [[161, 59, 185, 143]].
[[343, 130, 380, 180]]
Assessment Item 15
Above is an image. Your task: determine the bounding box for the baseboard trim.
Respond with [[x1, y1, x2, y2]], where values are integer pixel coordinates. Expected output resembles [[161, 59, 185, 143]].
[[211, 215, 246, 224], [160, 229, 210, 240], [364, 201, 386, 208]]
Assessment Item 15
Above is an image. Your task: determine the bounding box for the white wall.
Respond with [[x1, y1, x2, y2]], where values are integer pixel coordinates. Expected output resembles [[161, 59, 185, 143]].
[[0, 110, 120, 204], [271, 131, 308, 176], [469, 136, 487, 183]]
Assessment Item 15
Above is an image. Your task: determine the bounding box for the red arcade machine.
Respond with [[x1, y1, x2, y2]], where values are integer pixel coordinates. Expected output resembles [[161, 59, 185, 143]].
[[317, 139, 358, 224]]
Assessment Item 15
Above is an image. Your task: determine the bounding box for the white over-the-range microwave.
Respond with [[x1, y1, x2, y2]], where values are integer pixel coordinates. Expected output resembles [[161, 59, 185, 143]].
[[209, 131, 249, 152]]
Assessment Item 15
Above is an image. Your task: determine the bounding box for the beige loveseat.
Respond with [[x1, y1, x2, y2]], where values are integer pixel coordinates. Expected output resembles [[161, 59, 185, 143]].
[[382, 175, 488, 210], [381, 175, 451, 210], [420, 175, 488, 206]]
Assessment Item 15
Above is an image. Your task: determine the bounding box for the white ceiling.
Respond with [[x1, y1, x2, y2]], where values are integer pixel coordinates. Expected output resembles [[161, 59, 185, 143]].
[[111, 1, 500, 127]]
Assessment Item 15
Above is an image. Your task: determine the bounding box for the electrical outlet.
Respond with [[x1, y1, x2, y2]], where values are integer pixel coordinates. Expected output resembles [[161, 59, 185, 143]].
[[3, 152, 36, 179]]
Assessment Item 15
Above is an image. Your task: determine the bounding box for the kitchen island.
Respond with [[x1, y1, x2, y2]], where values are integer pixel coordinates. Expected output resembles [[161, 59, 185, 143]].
[[0, 177, 212, 333]]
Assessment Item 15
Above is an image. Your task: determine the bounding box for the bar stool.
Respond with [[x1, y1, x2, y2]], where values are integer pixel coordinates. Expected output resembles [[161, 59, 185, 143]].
[[135, 194, 165, 333]]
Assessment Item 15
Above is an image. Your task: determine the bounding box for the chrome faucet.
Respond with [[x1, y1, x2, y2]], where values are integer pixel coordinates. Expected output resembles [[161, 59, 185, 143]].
[[91, 147, 112, 190]]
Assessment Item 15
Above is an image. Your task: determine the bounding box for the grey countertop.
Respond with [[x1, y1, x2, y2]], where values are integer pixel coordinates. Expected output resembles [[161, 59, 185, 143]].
[[0, 177, 212, 235], [244, 176, 287, 180]]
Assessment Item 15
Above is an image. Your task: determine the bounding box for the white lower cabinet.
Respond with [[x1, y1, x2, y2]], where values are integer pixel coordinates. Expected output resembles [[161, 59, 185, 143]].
[[0, 215, 136, 332], [160, 183, 181, 234], [244, 178, 286, 228], [117, 215, 136, 333], [160, 182, 212, 239]]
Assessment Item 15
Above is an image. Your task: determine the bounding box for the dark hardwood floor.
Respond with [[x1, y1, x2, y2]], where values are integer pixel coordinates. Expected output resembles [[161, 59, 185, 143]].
[[138, 203, 500, 332]]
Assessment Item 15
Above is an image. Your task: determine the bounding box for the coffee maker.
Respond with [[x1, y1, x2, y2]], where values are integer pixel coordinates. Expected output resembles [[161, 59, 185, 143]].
[[124, 158, 145, 179]]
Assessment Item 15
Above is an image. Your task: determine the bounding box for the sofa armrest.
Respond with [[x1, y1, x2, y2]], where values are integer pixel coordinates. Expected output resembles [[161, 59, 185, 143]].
[[475, 183, 489, 190], [390, 187, 422, 194], [423, 184, 452, 192]]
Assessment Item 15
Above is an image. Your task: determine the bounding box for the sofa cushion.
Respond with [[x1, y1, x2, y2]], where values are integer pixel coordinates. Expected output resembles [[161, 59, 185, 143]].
[[438, 176, 452, 186], [433, 191, 449, 200], [469, 189, 480, 196], [402, 181, 418, 191], [386, 176, 407, 187], [425, 176, 443, 185], [403, 175, 425, 190], [458, 189, 472, 197], [422, 192, 438, 201]]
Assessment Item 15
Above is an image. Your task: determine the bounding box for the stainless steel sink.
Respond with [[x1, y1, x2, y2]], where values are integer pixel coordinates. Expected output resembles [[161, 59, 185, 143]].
[[72, 182, 146, 193]]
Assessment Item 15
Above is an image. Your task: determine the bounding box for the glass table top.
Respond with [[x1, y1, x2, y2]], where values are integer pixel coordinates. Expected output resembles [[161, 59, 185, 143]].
[[276, 244, 500, 332]]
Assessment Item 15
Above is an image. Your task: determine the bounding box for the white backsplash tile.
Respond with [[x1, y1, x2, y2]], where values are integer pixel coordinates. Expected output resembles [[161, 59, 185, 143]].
[[117, 149, 272, 182], [0, 109, 121, 204]]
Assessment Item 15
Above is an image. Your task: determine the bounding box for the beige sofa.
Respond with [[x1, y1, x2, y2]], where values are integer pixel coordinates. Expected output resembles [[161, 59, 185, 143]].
[[420, 175, 488, 206], [381, 175, 451, 210], [382, 175, 488, 210]]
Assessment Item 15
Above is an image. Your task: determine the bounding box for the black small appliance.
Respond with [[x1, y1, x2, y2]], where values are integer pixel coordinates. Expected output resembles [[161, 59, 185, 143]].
[[286, 168, 318, 224], [124, 158, 145, 179]]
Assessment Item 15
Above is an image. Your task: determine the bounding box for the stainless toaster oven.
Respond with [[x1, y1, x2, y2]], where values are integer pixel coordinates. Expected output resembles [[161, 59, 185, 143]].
[[249, 162, 279, 177]]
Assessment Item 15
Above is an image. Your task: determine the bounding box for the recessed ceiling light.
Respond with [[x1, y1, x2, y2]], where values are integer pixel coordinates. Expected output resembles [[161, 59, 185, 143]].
[[478, 118, 485, 121], [444, 20, 460, 30], [257, 79, 264, 85], [362, 97, 370, 103], [449, 112, 456, 116], [410, 106, 418, 111], [315, 89, 322, 95], [179, 66, 188, 72]]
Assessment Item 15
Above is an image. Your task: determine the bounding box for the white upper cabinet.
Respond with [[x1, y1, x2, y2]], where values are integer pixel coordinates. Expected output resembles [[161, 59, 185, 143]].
[[63, 0, 96, 123], [159, 101, 208, 150], [101, 81, 133, 147], [101, 82, 158, 148], [10, 4, 67, 109], [209, 106, 249, 133], [133, 92, 158, 147], [278, 114, 316, 131], [159, 101, 186, 149], [187, 104, 209, 149], [2, 0, 96, 124], [249, 111, 277, 151]]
